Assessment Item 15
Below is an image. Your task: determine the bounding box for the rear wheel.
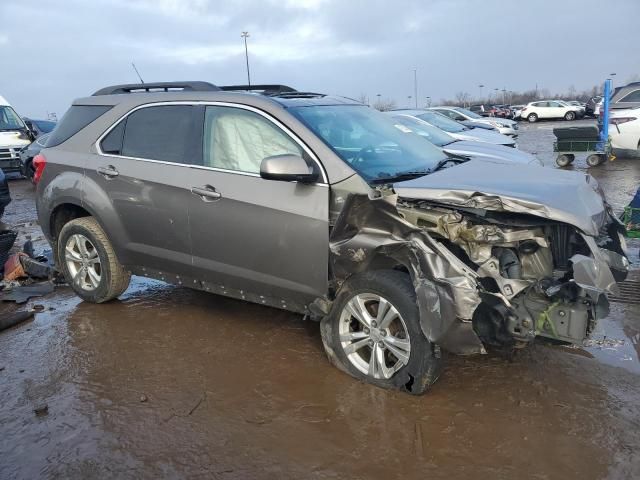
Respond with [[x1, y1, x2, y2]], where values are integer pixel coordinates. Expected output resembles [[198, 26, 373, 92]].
[[556, 154, 575, 167], [527, 113, 538, 123], [320, 270, 442, 395], [564, 111, 576, 121], [586, 154, 605, 167], [58, 217, 131, 303]]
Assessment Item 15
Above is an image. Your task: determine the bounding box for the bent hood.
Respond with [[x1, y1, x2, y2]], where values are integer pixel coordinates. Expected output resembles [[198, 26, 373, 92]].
[[0, 131, 30, 148], [445, 140, 541, 165], [394, 160, 607, 235]]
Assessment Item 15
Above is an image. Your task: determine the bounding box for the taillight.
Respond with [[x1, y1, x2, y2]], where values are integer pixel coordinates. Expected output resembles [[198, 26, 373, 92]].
[[33, 153, 46, 184], [610, 117, 636, 125]]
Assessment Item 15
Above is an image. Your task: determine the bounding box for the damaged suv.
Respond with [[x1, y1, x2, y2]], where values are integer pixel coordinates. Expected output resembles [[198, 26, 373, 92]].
[[35, 82, 629, 394]]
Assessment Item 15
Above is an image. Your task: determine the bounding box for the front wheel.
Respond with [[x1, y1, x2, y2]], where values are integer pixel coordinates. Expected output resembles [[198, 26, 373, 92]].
[[586, 154, 605, 167], [527, 113, 538, 123], [556, 154, 575, 167], [320, 270, 442, 395], [58, 217, 131, 303], [564, 111, 576, 121]]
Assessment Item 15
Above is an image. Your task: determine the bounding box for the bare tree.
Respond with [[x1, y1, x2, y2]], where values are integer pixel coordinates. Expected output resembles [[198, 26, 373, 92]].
[[454, 91, 471, 107], [373, 98, 398, 111], [356, 93, 369, 105]]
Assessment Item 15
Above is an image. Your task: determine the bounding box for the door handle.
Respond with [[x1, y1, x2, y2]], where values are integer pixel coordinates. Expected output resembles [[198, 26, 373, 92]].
[[97, 165, 119, 178], [191, 185, 222, 202]]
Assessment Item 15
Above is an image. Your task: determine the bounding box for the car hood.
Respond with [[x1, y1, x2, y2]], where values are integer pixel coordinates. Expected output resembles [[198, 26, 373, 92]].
[[445, 140, 541, 165], [450, 127, 514, 146], [394, 160, 607, 236], [478, 118, 516, 127], [0, 131, 30, 148]]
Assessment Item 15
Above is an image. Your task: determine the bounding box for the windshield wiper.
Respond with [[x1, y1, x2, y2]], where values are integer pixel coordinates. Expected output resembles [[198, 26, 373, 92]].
[[430, 157, 465, 172], [370, 169, 431, 184]]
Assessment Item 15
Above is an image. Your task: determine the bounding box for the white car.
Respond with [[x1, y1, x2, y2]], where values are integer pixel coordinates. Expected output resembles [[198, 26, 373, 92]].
[[429, 106, 519, 137], [510, 105, 525, 119], [520, 100, 583, 122], [609, 107, 640, 153], [0, 95, 32, 173]]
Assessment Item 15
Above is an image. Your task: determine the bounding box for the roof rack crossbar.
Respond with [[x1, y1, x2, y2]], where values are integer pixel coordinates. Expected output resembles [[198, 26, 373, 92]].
[[92, 81, 220, 96], [219, 84, 298, 94]]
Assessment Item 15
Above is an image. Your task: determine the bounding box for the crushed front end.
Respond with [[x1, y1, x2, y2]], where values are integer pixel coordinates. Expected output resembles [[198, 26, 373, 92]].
[[328, 190, 629, 356]]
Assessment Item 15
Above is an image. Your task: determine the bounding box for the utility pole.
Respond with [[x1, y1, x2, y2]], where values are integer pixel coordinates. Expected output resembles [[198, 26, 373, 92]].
[[241, 31, 251, 87], [413, 69, 418, 108]]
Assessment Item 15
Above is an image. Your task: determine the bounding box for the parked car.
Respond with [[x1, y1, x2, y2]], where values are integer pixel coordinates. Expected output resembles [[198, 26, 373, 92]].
[[609, 107, 640, 154], [385, 113, 541, 165], [19, 132, 50, 181], [35, 81, 629, 394], [520, 100, 583, 122], [610, 81, 640, 110], [429, 106, 518, 137], [22, 118, 56, 137], [510, 105, 525, 120], [585, 96, 603, 117], [0, 168, 10, 218], [469, 104, 495, 117], [0, 96, 34, 173], [394, 109, 516, 146]]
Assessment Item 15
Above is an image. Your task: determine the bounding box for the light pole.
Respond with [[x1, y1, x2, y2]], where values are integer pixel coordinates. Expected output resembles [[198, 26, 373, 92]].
[[494, 88, 499, 103], [610, 72, 616, 89], [426, 96, 431, 107], [407, 95, 412, 108], [478, 84, 484, 101], [413, 69, 418, 108], [241, 31, 251, 87]]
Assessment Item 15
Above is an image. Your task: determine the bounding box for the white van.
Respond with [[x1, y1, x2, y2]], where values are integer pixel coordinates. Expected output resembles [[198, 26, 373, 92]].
[[0, 96, 33, 173]]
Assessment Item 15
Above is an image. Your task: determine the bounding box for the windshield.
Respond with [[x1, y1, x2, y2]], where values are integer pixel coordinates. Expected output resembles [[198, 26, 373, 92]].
[[388, 115, 454, 147], [290, 105, 448, 183], [415, 111, 467, 133], [0, 106, 26, 131], [33, 120, 56, 133], [453, 107, 482, 119]]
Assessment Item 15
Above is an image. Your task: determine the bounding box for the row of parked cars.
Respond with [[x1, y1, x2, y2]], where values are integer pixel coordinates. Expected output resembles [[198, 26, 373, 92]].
[[28, 81, 629, 394]]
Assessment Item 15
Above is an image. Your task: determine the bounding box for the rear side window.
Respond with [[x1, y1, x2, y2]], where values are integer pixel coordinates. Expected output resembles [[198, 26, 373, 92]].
[[620, 90, 640, 103], [120, 105, 196, 163], [46, 105, 112, 147]]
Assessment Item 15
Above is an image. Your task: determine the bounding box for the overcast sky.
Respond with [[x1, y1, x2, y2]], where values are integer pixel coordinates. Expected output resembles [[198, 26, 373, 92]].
[[2, 0, 639, 118]]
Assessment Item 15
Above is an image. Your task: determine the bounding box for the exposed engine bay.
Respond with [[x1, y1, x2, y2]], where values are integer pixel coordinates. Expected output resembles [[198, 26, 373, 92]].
[[327, 190, 630, 355]]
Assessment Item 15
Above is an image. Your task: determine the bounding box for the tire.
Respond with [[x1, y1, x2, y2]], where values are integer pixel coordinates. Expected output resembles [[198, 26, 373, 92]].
[[320, 270, 442, 395], [57, 217, 131, 303], [564, 111, 576, 121], [527, 113, 538, 123], [586, 154, 604, 167], [556, 154, 574, 167]]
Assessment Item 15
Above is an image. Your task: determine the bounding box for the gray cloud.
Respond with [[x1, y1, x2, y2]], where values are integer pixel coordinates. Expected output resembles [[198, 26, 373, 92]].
[[1, 0, 639, 117]]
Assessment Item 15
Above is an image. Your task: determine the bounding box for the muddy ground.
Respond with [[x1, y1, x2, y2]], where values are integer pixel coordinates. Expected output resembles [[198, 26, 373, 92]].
[[1, 120, 639, 480]]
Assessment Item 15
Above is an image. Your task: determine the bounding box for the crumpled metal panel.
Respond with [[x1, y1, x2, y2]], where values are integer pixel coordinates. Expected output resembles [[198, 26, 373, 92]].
[[392, 160, 608, 236], [329, 193, 485, 355], [571, 233, 628, 297]]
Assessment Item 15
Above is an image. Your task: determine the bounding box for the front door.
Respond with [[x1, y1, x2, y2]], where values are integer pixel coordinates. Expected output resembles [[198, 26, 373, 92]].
[[187, 105, 329, 309], [89, 104, 199, 276]]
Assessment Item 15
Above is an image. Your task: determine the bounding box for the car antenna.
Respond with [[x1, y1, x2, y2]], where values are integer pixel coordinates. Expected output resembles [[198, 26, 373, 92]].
[[131, 62, 145, 84]]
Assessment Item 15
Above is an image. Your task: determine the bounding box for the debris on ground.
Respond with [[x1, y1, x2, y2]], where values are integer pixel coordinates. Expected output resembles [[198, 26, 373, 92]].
[[0, 282, 55, 304], [33, 404, 49, 417], [0, 310, 34, 332]]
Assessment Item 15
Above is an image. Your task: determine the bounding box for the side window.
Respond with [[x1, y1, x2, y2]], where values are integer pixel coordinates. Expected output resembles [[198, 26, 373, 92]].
[[203, 106, 303, 174], [620, 90, 640, 103], [120, 105, 196, 164], [100, 120, 125, 155]]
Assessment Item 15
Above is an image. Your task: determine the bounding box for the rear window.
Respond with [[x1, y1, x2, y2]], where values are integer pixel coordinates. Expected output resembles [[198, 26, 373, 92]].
[[120, 105, 196, 164], [46, 105, 112, 147]]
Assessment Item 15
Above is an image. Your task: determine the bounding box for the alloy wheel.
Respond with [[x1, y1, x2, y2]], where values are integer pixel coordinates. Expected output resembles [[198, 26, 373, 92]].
[[338, 293, 411, 380], [65, 234, 102, 291]]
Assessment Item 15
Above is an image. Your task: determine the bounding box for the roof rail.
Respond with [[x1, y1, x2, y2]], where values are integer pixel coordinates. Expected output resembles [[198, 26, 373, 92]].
[[219, 84, 298, 95], [92, 81, 220, 96]]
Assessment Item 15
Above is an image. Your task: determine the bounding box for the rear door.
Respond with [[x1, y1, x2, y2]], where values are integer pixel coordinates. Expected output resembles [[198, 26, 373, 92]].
[[186, 104, 329, 309], [90, 104, 198, 276]]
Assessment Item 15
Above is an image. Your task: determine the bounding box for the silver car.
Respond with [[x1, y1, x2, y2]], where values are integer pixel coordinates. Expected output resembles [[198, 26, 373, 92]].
[[35, 82, 629, 394], [395, 109, 516, 146], [429, 106, 519, 137], [385, 113, 541, 165]]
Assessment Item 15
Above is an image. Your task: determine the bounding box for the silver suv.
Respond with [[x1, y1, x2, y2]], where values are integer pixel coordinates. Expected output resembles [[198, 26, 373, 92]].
[[36, 82, 629, 394]]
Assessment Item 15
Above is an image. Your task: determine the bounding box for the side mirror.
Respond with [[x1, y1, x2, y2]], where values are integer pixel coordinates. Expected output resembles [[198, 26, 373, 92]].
[[260, 154, 319, 183]]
